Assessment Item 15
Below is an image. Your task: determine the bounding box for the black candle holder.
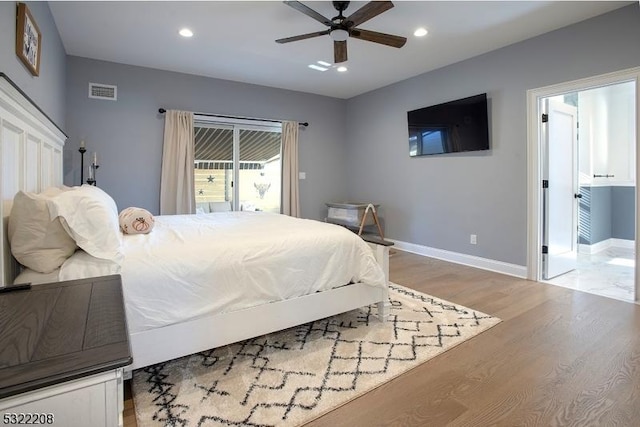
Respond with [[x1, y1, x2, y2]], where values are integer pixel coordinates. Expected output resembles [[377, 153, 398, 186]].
[[79, 146, 86, 184]]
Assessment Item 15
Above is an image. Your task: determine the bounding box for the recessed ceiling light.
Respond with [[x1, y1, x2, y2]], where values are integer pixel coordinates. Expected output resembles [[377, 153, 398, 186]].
[[308, 64, 328, 72], [179, 28, 194, 38], [414, 28, 428, 37], [317, 60, 331, 67], [337, 66, 348, 72]]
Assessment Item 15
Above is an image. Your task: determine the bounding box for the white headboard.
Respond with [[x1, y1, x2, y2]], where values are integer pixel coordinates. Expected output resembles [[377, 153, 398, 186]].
[[0, 73, 66, 285]]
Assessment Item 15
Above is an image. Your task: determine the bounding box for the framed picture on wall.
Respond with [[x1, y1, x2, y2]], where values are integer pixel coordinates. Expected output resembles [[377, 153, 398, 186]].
[[15, 3, 42, 77]]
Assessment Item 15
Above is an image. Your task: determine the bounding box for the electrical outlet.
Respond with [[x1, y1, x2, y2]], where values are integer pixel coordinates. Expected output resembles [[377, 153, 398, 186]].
[[470, 234, 477, 245]]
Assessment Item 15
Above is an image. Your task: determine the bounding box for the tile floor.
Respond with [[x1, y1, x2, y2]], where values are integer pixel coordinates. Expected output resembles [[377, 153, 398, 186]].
[[544, 246, 636, 302]]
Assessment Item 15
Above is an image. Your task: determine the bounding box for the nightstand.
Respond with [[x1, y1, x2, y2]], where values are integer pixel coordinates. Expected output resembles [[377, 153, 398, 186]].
[[0, 275, 132, 427]]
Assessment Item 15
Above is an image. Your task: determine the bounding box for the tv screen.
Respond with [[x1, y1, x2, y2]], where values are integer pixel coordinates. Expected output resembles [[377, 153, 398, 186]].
[[407, 93, 490, 156]]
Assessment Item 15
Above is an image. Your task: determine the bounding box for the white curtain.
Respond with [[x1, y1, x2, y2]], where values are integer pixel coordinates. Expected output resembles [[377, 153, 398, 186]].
[[281, 121, 300, 217], [160, 110, 195, 215]]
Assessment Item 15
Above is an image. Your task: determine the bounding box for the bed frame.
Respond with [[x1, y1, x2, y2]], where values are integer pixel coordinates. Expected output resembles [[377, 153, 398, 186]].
[[0, 74, 391, 373], [128, 243, 390, 371]]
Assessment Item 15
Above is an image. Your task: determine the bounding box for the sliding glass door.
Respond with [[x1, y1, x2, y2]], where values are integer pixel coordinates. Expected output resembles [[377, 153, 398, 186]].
[[194, 118, 282, 213], [194, 124, 234, 212], [238, 128, 282, 213]]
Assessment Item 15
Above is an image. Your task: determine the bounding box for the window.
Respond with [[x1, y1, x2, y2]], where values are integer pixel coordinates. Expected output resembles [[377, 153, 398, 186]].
[[194, 117, 282, 213]]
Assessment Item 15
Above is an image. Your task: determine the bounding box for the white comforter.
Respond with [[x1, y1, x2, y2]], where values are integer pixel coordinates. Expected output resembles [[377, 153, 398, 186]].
[[120, 212, 386, 333]]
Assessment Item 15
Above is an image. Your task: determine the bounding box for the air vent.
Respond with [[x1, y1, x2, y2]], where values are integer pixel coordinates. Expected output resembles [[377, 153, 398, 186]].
[[88, 82, 117, 101]]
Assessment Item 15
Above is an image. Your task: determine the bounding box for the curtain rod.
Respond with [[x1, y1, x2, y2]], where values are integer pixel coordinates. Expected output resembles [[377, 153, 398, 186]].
[[158, 108, 308, 127]]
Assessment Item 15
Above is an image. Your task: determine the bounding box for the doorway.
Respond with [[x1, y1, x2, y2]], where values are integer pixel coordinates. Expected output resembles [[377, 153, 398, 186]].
[[527, 67, 640, 303]]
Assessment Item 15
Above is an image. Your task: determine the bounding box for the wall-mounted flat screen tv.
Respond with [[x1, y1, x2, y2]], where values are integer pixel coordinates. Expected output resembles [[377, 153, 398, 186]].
[[407, 93, 490, 156]]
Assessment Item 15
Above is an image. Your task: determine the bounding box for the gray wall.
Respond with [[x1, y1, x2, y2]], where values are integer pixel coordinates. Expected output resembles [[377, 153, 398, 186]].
[[612, 186, 635, 241], [0, 2, 66, 127], [344, 4, 640, 266], [579, 186, 635, 244], [65, 57, 348, 218]]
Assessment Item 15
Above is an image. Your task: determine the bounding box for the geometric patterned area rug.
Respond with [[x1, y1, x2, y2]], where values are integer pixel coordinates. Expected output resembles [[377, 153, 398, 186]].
[[132, 283, 501, 427]]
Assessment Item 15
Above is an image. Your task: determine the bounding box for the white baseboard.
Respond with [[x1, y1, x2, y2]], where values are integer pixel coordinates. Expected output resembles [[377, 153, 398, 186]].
[[579, 238, 635, 254], [579, 239, 610, 254], [388, 239, 528, 279]]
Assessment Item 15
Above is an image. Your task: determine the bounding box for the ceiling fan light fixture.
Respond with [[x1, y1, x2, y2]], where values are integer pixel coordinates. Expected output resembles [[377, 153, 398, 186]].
[[330, 29, 349, 42], [278, 1, 406, 62]]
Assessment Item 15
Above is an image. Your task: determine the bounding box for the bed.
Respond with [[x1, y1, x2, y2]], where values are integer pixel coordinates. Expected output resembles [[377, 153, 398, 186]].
[[0, 75, 391, 373], [11, 204, 390, 371]]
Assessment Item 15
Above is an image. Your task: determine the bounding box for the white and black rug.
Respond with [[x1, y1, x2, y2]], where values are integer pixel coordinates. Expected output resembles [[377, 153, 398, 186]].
[[132, 283, 501, 427]]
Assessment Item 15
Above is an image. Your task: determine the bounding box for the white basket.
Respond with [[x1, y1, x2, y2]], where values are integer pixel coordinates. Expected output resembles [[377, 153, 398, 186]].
[[326, 202, 379, 227]]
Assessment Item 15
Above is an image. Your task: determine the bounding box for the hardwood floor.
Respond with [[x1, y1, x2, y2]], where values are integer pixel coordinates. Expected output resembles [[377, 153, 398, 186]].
[[124, 250, 640, 426]]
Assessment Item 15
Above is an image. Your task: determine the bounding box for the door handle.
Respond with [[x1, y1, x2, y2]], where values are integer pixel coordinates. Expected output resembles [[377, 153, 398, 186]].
[[574, 193, 582, 199]]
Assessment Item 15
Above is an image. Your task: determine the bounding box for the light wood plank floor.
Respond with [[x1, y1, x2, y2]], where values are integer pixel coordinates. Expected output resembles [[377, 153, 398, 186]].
[[124, 250, 640, 426]]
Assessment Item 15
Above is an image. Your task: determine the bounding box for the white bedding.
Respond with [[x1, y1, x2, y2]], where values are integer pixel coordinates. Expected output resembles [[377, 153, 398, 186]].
[[120, 212, 386, 333], [14, 212, 386, 334], [14, 267, 60, 285], [14, 250, 120, 285]]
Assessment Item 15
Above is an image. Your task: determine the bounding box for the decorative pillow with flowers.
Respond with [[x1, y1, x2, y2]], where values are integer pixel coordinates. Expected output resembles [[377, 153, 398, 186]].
[[119, 207, 155, 235]]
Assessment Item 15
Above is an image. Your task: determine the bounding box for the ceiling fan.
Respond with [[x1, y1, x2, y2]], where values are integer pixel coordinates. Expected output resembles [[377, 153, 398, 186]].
[[276, 1, 407, 64]]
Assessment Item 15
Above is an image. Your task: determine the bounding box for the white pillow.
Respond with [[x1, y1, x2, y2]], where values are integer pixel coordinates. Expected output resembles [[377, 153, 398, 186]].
[[59, 250, 121, 282], [46, 185, 123, 262], [8, 188, 77, 273], [119, 207, 155, 234], [14, 267, 61, 285]]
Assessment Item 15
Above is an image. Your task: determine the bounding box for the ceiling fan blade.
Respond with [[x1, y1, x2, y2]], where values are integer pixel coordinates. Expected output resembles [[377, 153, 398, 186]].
[[276, 30, 330, 44], [350, 28, 406, 48], [284, 1, 332, 26], [334, 40, 348, 63], [345, 1, 394, 28]]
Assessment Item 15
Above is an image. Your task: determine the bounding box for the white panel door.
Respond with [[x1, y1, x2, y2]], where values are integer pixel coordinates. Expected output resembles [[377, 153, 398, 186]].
[[543, 99, 579, 280]]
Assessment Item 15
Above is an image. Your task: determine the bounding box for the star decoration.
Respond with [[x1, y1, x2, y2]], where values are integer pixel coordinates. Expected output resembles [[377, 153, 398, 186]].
[[207, 175, 215, 183], [198, 189, 204, 195]]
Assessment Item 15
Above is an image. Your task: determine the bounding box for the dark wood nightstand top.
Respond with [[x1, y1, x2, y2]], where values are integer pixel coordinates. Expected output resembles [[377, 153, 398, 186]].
[[0, 275, 132, 399], [360, 233, 395, 246]]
